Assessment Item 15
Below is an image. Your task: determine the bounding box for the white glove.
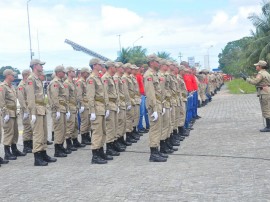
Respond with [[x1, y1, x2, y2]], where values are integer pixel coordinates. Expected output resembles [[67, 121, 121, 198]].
[[56, 111, 61, 121], [79, 106, 85, 114], [3, 114, 9, 124], [105, 110, 110, 119], [31, 115, 36, 124], [170, 108, 172, 111], [162, 108, 166, 116], [117, 107, 120, 114], [66, 111, 71, 120], [151, 111, 158, 122], [23, 112, 29, 120], [127, 105, 132, 111], [90, 113, 96, 121]]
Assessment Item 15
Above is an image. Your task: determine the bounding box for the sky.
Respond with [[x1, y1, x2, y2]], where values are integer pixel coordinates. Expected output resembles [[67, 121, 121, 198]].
[[0, 0, 262, 72]]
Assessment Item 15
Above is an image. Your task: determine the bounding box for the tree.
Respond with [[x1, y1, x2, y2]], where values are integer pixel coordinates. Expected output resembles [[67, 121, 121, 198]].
[[117, 46, 147, 66]]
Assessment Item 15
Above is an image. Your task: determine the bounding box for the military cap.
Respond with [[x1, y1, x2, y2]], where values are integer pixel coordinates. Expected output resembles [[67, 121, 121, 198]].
[[89, 58, 103, 66], [254, 60, 267, 67], [54, 65, 65, 73], [159, 59, 167, 65], [147, 54, 160, 62], [178, 65, 186, 71], [30, 59, 45, 67], [66, 66, 75, 72], [123, 63, 131, 69], [105, 61, 115, 67], [131, 64, 139, 70], [115, 62, 123, 68], [80, 67, 91, 74], [22, 69, 31, 75], [3, 69, 16, 77]]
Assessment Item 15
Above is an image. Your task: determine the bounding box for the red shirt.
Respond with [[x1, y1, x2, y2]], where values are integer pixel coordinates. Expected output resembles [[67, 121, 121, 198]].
[[191, 74, 198, 90], [183, 74, 193, 92], [136, 73, 145, 95]]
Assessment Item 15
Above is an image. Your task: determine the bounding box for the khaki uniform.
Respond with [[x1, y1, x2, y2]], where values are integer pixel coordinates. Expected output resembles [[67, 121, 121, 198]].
[[144, 68, 162, 147], [25, 73, 48, 153], [168, 73, 177, 133], [178, 74, 187, 127], [131, 75, 140, 127], [247, 69, 270, 118], [48, 76, 68, 144], [158, 72, 171, 140], [76, 78, 90, 134], [17, 80, 33, 141], [114, 74, 130, 138], [102, 72, 119, 143], [174, 74, 182, 128], [122, 73, 135, 133], [0, 81, 19, 146], [87, 72, 108, 150], [175, 74, 185, 127], [64, 78, 78, 139]]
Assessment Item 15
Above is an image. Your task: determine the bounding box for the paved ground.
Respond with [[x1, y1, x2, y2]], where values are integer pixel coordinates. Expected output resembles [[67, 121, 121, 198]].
[[1, 87, 270, 202]]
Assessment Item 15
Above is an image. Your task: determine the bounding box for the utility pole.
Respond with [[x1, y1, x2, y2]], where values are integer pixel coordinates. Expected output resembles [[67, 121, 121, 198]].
[[37, 30, 40, 59], [117, 34, 121, 52], [178, 52, 183, 63], [27, 0, 33, 60]]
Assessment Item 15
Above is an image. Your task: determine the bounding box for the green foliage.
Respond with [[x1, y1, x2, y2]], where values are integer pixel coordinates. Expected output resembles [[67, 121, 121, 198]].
[[227, 79, 256, 94], [117, 46, 147, 66], [219, 1, 270, 76]]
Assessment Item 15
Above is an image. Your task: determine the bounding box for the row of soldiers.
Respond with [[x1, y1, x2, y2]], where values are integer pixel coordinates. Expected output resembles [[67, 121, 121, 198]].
[[0, 56, 223, 166]]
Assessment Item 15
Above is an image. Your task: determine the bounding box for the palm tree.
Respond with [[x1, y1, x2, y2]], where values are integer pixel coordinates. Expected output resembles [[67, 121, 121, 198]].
[[247, 1, 270, 63], [156, 51, 171, 59], [116, 46, 147, 66]]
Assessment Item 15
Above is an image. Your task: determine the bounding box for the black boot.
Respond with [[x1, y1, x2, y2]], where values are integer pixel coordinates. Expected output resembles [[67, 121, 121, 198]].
[[66, 138, 77, 151], [134, 126, 143, 136], [23, 140, 32, 153], [119, 136, 132, 146], [0, 157, 9, 164], [91, 149, 107, 164], [4, 145, 17, 160], [149, 147, 167, 162], [11, 144, 26, 156], [173, 129, 181, 142], [54, 144, 67, 157], [34, 152, 48, 166], [260, 118, 270, 132], [61, 143, 71, 154], [166, 138, 178, 151], [47, 140, 53, 145], [86, 132, 92, 143], [81, 133, 91, 145], [42, 150, 57, 163], [106, 143, 120, 156], [99, 147, 113, 160], [170, 132, 180, 146], [126, 132, 137, 143], [113, 139, 125, 152], [181, 127, 189, 137], [51, 131, 54, 141], [178, 127, 185, 141], [160, 140, 173, 154], [72, 138, 86, 148], [132, 127, 141, 138], [29, 140, 33, 149]]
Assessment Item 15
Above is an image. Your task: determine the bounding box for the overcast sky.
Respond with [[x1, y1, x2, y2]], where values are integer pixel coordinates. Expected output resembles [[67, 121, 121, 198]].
[[0, 0, 261, 72]]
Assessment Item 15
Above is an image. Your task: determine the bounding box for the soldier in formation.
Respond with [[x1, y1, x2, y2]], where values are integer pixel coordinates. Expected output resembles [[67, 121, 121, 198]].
[[0, 56, 224, 166]]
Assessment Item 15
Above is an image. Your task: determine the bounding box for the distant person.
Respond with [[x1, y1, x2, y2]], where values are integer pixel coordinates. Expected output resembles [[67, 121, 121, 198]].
[[243, 60, 270, 132]]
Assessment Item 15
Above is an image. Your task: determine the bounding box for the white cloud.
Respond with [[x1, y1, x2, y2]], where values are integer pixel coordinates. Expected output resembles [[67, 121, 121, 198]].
[[101, 5, 143, 34], [0, 0, 262, 70]]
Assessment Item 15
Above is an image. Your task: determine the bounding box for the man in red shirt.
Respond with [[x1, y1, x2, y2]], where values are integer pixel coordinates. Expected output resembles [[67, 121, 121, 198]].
[[136, 65, 150, 133]]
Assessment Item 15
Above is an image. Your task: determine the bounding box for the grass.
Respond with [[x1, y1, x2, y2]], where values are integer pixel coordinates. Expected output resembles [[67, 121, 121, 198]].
[[227, 78, 257, 94]]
